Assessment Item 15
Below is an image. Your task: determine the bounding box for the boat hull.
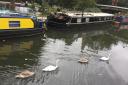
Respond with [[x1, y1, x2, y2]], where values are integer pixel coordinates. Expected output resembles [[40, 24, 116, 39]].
[[46, 20, 113, 29], [0, 28, 44, 39], [46, 20, 67, 28]]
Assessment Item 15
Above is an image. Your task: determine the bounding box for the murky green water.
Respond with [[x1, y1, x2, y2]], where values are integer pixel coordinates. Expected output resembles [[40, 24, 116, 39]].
[[0, 24, 128, 85]]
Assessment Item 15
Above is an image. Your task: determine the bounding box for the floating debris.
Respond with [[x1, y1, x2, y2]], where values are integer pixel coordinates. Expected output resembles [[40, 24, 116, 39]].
[[15, 70, 34, 78]]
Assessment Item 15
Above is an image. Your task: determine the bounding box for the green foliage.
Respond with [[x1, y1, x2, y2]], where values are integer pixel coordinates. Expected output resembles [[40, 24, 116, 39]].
[[2, 0, 98, 14], [96, 0, 111, 5], [75, 0, 96, 11], [56, 0, 77, 9], [54, 0, 97, 12], [84, 8, 101, 12], [41, 0, 98, 14], [39, 2, 57, 16]]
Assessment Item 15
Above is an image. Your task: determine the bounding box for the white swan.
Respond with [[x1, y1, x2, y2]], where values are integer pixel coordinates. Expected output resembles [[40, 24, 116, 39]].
[[100, 53, 111, 61], [42, 59, 59, 72]]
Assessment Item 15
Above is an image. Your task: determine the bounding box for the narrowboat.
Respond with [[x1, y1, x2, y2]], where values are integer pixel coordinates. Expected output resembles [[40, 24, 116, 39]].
[[46, 12, 114, 28], [0, 11, 44, 38]]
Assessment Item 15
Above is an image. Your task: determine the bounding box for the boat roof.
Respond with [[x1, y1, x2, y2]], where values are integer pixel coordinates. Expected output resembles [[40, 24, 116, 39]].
[[0, 1, 25, 6], [0, 10, 32, 18], [0, 10, 10, 14], [65, 12, 114, 18]]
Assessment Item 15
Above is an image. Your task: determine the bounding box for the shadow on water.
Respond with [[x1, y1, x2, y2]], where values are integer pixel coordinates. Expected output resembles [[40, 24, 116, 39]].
[[1, 24, 128, 85]]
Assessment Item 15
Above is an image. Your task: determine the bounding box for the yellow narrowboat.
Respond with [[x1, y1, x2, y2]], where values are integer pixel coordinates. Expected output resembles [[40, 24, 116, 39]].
[[0, 12, 44, 38]]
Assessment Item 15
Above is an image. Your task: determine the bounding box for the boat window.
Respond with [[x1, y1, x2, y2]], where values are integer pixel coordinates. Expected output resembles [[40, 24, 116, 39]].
[[89, 17, 95, 22], [101, 17, 104, 21], [82, 18, 86, 22], [106, 17, 110, 20], [71, 18, 77, 23], [99, 17, 101, 21], [9, 21, 20, 28], [109, 17, 111, 20], [95, 17, 99, 21]]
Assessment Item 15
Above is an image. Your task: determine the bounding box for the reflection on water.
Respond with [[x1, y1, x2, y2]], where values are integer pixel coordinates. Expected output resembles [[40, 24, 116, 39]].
[[0, 24, 128, 85], [0, 41, 33, 56]]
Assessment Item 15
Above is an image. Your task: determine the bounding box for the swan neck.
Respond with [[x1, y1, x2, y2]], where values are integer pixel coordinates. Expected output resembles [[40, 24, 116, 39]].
[[108, 54, 111, 58], [56, 60, 59, 66]]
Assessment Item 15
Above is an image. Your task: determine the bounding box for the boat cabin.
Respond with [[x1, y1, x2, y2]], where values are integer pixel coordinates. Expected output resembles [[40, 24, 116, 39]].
[[66, 12, 114, 25]]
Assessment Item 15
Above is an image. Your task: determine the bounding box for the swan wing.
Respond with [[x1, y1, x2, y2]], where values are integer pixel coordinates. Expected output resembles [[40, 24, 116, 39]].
[[15, 74, 25, 78], [100, 57, 109, 61]]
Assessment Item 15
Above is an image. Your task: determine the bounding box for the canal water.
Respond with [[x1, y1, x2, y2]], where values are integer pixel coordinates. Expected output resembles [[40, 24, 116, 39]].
[[0, 24, 128, 85]]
